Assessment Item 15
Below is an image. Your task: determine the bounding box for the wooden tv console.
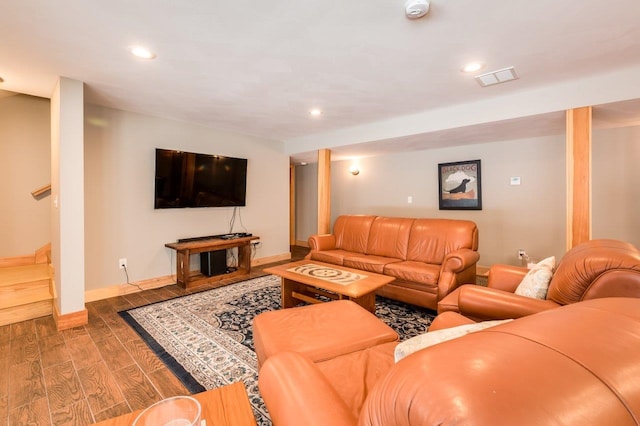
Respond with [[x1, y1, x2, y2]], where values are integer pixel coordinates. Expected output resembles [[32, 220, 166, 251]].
[[165, 235, 259, 289]]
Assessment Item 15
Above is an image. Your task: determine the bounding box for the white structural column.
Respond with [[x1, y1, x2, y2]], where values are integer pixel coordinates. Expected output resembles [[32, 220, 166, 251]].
[[50, 77, 88, 329]]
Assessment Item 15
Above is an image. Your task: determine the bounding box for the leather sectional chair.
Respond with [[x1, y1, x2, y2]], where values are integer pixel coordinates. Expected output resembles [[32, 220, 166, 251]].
[[258, 297, 640, 425], [438, 239, 640, 320], [307, 214, 479, 310]]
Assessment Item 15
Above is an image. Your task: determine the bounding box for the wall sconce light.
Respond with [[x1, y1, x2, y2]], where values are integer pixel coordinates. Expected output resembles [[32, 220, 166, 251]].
[[349, 165, 360, 176]]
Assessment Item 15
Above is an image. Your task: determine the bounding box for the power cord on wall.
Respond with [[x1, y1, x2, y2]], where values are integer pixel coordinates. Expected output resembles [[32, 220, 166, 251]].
[[251, 241, 261, 260], [228, 206, 249, 234], [122, 264, 143, 291]]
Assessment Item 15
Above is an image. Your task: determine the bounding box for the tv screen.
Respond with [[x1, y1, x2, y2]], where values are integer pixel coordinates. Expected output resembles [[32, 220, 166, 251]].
[[154, 148, 247, 209]]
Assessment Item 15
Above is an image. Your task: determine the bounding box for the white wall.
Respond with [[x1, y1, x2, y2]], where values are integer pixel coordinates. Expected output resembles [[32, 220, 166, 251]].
[[296, 127, 640, 266], [0, 94, 51, 257], [84, 105, 290, 291], [592, 126, 640, 247], [329, 135, 567, 266], [294, 162, 318, 243]]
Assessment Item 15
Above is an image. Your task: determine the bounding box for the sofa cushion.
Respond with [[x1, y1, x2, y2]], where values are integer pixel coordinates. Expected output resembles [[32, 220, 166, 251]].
[[316, 341, 397, 419], [515, 256, 555, 300], [365, 217, 414, 260], [309, 249, 354, 266], [383, 261, 440, 286], [252, 300, 398, 367], [333, 215, 377, 254], [406, 219, 478, 264], [344, 254, 402, 274]]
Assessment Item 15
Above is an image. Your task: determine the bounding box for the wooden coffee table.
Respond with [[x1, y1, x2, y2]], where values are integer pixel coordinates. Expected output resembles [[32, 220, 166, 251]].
[[264, 260, 394, 312], [91, 382, 256, 426]]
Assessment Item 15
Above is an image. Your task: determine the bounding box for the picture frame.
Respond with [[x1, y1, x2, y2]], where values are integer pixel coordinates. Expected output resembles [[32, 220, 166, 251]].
[[438, 159, 482, 210]]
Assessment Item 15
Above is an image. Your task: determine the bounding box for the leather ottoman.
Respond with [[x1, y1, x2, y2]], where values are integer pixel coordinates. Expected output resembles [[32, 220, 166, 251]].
[[253, 300, 398, 367]]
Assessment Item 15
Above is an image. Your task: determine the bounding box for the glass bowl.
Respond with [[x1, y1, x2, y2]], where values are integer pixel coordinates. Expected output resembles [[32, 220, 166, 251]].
[[132, 395, 201, 426]]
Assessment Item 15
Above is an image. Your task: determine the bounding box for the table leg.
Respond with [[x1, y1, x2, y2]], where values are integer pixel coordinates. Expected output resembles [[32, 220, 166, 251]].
[[350, 292, 376, 313], [282, 278, 313, 308], [176, 250, 189, 287], [237, 242, 251, 272], [281, 278, 298, 308]]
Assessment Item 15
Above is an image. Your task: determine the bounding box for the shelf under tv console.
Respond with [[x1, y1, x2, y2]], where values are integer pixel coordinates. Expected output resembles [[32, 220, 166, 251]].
[[165, 235, 259, 289]]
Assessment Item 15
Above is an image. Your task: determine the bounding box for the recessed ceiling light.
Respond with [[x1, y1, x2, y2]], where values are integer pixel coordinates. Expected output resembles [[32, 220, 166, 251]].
[[405, 0, 430, 19], [129, 46, 156, 59], [309, 108, 323, 117], [462, 62, 484, 73], [299, 162, 308, 166]]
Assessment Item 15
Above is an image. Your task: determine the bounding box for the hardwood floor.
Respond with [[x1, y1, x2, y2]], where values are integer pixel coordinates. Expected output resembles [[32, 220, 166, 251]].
[[0, 246, 309, 426]]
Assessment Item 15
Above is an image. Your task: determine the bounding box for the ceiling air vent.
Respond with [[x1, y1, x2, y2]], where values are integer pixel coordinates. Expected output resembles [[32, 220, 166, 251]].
[[475, 66, 519, 87]]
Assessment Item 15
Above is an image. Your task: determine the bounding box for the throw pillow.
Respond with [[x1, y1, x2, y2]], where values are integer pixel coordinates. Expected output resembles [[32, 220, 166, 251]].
[[514, 256, 556, 300], [394, 319, 512, 362]]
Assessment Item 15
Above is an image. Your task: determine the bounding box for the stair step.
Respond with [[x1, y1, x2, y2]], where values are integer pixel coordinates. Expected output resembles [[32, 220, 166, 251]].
[[0, 279, 52, 309], [0, 300, 53, 326], [0, 264, 50, 287], [0, 263, 53, 326]]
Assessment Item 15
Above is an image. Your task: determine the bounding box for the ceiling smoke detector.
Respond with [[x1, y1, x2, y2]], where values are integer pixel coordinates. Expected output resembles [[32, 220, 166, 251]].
[[405, 0, 430, 19]]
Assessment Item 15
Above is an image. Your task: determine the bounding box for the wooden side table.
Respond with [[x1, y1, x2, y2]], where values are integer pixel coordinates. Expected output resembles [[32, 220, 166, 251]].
[[92, 382, 257, 426], [165, 236, 259, 289]]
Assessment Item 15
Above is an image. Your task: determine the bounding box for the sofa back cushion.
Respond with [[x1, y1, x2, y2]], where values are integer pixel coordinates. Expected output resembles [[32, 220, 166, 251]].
[[333, 215, 377, 254], [547, 239, 640, 305], [366, 217, 414, 259], [406, 219, 479, 264]]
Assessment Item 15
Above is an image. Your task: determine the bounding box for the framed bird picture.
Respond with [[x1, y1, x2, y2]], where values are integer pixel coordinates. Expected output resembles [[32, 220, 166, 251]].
[[438, 159, 482, 210]]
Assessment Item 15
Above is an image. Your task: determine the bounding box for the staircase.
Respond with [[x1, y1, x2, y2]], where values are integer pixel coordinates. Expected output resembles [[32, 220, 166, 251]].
[[0, 244, 54, 326]]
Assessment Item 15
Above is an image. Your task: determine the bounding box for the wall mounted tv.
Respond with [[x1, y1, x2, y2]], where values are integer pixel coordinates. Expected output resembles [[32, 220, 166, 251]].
[[154, 148, 247, 209]]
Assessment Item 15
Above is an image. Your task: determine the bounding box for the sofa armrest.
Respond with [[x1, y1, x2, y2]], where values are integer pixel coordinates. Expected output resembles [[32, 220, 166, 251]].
[[441, 248, 480, 273], [436, 249, 482, 298], [308, 234, 337, 251], [429, 311, 477, 331], [456, 285, 560, 320], [259, 352, 356, 426], [487, 264, 529, 292]]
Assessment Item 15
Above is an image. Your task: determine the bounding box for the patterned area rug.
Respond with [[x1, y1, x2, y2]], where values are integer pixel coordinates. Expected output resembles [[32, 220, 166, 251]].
[[119, 275, 435, 426]]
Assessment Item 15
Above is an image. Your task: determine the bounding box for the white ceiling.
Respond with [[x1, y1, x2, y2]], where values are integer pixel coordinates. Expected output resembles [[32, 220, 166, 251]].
[[2, 0, 640, 164]]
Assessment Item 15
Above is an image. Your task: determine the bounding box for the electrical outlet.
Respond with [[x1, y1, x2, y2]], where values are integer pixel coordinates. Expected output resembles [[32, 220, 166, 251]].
[[517, 249, 526, 260], [119, 258, 127, 269]]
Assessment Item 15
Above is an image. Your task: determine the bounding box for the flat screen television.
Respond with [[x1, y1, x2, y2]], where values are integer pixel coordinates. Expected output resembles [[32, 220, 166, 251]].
[[154, 148, 247, 209]]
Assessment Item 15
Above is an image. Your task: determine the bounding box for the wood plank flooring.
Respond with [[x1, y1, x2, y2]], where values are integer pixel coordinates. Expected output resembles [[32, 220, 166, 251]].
[[0, 246, 308, 426]]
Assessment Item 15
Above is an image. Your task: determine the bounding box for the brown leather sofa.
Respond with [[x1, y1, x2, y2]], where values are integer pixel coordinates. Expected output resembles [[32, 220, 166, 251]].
[[438, 239, 640, 320], [307, 215, 480, 310], [258, 297, 640, 425]]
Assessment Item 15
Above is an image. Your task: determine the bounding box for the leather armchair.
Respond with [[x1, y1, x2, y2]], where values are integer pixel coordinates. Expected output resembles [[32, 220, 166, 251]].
[[438, 239, 640, 320], [258, 298, 640, 425]]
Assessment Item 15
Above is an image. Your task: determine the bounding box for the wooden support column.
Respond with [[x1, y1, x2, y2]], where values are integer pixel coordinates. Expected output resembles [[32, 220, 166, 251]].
[[317, 149, 331, 234], [566, 106, 592, 249]]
